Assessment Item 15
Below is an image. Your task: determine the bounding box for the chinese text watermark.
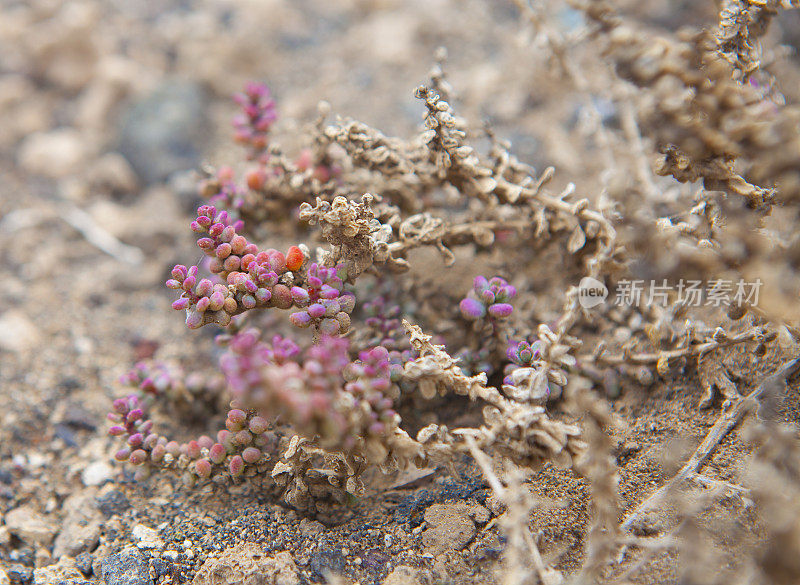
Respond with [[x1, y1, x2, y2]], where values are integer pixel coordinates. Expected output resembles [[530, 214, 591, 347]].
[[577, 278, 761, 309]]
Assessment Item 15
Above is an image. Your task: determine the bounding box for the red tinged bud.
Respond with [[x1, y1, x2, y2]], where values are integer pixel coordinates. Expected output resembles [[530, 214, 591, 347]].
[[195, 459, 212, 478], [229, 455, 245, 476], [246, 168, 267, 191], [286, 246, 304, 272]]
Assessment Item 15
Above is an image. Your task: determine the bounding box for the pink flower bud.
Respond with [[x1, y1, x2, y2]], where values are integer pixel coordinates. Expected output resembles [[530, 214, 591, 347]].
[[223, 255, 241, 272], [230, 235, 248, 254], [182, 275, 197, 291], [220, 226, 235, 242], [197, 279, 214, 297], [129, 450, 147, 466], [240, 253, 256, 270], [112, 399, 129, 415], [223, 297, 238, 314], [319, 285, 339, 300], [339, 294, 356, 313], [308, 304, 326, 319], [227, 409, 247, 428], [268, 251, 286, 273], [271, 285, 293, 309], [290, 312, 312, 328], [229, 455, 244, 476], [215, 242, 232, 259], [195, 458, 212, 478], [172, 298, 190, 311], [151, 444, 166, 463], [209, 443, 226, 464], [488, 303, 513, 318], [186, 440, 201, 459], [243, 279, 258, 294], [127, 409, 144, 422], [209, 291, 225, 312], [459, 298, 486, 320], [186, 311, 203, 329], [291, 286, 310, 306], [248, 416, 269, 434], [234, 430, 252, 446]]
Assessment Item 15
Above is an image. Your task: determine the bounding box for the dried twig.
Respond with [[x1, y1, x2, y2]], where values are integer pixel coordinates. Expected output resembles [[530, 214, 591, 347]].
[[0, 203, 144, 265], [620, 357, 800, 533]]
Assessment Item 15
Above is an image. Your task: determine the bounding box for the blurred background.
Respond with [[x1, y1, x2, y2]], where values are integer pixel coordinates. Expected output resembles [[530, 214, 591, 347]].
[[0, 0, 799, 562]]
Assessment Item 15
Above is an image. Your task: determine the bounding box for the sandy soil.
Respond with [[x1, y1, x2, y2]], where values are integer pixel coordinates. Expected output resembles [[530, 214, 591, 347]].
[[1, 1, 799, 584]]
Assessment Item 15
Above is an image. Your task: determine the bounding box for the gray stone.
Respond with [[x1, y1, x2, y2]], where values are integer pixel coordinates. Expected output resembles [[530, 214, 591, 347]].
[[384, 566, 427, 585], [75, 552, 94, 576], [0, 311, 42, 353], [117, 80, 209, 185], [100, 547, 153, 585], [308, 544, 345, 580], [33, 557, 84, 584], [6, 564, 32, 585], [192, 545, 298, 585], [421, 502, 482, 556], [53, 492, 103, 558], [81, 461, 114, 487], [96, 489, 130, 517], [297, 518, 325, 536], [4, 506, 57, 546], [132, 524, 163, 550]]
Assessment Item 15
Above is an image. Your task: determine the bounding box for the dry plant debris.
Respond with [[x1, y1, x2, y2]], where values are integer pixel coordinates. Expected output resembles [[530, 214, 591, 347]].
[[3, 1, 800, 584]]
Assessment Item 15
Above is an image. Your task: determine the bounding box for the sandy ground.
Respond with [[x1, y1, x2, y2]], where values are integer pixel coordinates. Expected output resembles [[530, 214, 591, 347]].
[[1, 1, 800, 584]]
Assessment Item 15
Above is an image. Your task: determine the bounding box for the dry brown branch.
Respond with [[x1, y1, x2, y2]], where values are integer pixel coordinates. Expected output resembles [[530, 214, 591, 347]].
[[620, 356, 800, 533], [466, 437, 563, 585], [588, 325, 772, 367]]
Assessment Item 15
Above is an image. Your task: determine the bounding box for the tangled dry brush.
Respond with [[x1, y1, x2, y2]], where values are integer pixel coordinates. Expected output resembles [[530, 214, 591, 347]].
[[108, 1, 800, 582]]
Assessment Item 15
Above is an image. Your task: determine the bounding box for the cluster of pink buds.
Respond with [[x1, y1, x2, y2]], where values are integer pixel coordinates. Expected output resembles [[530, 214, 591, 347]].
[[167, 205, 356, 332], [221, 331, 350, 445], [108, 396, 162, 472], [118, 360, 223, 405], [218, 330, 399, 453], [363, 296, 406, 350], [459, 276, 516, 321], [294, 148, 342, 184], [108, 387, 277, 483], [506, 339, 542, 367], [233, 82, 277, 159], [503, 338, 544, 387], [288, 263, 355, 335], [342, 346, 398, 442], [202, 166, 246, 211]]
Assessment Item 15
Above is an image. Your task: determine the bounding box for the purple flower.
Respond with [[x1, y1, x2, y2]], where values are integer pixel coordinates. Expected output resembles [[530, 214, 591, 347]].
[[460, 298, 486, 320], [488, 303, 513, 318]]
